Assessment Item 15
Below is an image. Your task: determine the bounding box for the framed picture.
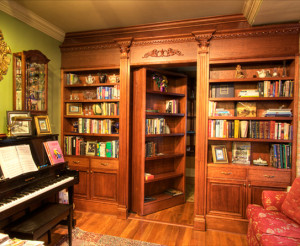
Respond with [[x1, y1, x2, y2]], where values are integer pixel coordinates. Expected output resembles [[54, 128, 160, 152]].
[[7, 111, 32, 136], [86, 141, 97, 156], [34, 115, 51, 135], [66, 103, 83, 115], [232, 142, 251, 165], [211, 145, 228, 164]]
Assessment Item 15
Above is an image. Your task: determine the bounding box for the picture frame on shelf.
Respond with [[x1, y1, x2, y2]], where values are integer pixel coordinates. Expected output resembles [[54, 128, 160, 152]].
[[34, 115, 51, 135], [66, 103, 83, 115], [232, 142, 251, 165], [86, 141, 97, 156], [7, 111, 32, 137], [236, 102, 256, 117], [211, 145, 228, 164]]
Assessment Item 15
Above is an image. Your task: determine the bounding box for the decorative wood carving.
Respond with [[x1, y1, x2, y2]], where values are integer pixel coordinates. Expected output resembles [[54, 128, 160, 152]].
[[192, 30, 215, 53], [115, 37, 133, 58], [0, 30, 11, 81], [142, 48, 184, 58]]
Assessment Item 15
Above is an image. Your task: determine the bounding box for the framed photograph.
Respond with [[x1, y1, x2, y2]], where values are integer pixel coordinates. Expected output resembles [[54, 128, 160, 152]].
[[232, 142, 251, 165], [34, 115, 51, 135], [7, 111, 32, 136], [66, 103, 83, 115], [86, 141, 97, 156], [211, 145, 228, 164]]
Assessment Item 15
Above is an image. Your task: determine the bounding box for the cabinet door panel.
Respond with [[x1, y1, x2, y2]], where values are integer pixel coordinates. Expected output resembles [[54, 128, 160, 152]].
[[90, 171, 117, 201], [72, 168, 89, 199], [207, 179, 245, 218]]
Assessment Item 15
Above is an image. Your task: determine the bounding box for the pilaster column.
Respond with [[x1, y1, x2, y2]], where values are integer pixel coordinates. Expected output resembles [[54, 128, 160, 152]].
[[115, 37, 133, 219], [192, 30, 215, 230]]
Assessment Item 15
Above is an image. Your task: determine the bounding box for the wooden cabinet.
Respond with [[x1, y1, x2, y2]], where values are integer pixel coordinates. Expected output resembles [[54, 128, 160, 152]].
[[61, 68, 122, 215], [132, 67, 187, 215], [13, 50, 50, 114], [205, 56, 298, 232]]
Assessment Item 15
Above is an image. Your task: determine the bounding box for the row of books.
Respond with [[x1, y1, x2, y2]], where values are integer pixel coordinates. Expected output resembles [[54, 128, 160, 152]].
[[166, 100, 179, 113], [96, 85, 120, 99], [145, 118, 169, 135], [78, 118, 117, 134], [208, 120, 293, 140], [270, 143, 292, 169], [65, 73, 80, 85], [145, 141, 157, 157], [257, 80, 294, 97], [64, 136, 119, 158], [94, 102, 119, 116]]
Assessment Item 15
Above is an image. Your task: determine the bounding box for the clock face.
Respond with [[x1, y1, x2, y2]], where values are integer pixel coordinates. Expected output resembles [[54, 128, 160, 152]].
[[0, 31, 11, 81]]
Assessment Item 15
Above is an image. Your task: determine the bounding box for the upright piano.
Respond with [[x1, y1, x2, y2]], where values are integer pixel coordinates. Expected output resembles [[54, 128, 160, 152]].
[[0, 134, 79, 229]]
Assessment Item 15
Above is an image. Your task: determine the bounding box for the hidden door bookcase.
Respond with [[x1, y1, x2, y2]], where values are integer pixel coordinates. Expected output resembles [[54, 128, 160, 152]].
[[205, 56, 298, 224], [132, 67, 187, 215]]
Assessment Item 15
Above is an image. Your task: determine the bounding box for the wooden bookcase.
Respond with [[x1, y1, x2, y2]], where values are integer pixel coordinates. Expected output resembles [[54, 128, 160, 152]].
[[61, 68, 122, 214], [132, 67, 187, 215], [205, 56, 298, 232]]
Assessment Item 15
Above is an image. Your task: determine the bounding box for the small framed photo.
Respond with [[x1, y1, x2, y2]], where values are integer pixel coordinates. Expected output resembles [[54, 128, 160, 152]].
[[66, 103, 83, 115], [34, 115, 51, 135], [211, 145, 228, 164], [7, 111, 32, 136], [86, 141, 97, 156]]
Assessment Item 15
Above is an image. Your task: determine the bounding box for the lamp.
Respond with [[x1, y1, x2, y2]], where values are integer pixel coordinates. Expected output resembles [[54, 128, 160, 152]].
[[7, 116, 32, 137]]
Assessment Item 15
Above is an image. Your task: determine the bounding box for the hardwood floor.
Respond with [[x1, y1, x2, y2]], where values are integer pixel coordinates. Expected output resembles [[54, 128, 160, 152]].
[[48, 208, 247, 246]]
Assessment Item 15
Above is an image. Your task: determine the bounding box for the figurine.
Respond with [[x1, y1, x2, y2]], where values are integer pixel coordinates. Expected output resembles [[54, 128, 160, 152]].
[[86, 74, 95, 84], [253, 157, 268, 166], [257, 69, 270, 78], [153, 73, 168, 92], [272, 68, 278, 77], [235, 65, 244, 79]]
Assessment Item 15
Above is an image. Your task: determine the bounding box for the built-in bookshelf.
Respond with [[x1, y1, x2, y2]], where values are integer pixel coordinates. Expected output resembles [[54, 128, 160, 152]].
[[132, 67, 187, 215], [61, 68, 121, 212], [205, 56, 298, 225]]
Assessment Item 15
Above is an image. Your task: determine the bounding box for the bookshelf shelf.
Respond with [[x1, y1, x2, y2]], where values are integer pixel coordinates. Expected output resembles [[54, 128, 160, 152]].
[[208, 137, 292, 143], [64, 115, 120, 119], [64, 132, 119, 137], [132, 67, 187, 215], [65, 82, 119, 88], [209, 97, 293, 101], [209, 77, 294, 83], [144, 172, 183, 183], [145, 153, 184, 161], [208, 116, 293, 121]]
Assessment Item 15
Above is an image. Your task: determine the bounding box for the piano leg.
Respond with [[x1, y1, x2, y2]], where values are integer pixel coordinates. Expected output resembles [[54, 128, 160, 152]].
[[68, 207, 73, 246], [47, 231, 51, 244]]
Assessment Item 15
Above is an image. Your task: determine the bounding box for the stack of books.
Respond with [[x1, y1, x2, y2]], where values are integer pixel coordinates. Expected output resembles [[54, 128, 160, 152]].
[[239, 89, 259, 97], [264, 109, 292, 117]]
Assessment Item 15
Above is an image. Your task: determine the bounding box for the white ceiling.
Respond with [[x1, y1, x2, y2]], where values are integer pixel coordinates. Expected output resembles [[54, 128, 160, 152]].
[[1, 0, 300, 42]]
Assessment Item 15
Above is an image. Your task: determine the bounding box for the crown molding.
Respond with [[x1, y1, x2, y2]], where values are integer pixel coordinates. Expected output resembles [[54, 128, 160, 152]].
[[243, 0, 263, 25], [0, 0, 65, 42]]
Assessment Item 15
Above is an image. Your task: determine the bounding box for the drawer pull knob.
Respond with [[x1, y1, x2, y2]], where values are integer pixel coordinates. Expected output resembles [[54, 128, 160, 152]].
[[221, 172, 232, 175], [264, 175, 275, 178], [73, 161, 80, 164], [100, 163, 109, 166]]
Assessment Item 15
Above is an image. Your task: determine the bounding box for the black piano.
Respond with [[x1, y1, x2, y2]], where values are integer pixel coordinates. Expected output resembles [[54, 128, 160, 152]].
[[0, 134, 79, 244]]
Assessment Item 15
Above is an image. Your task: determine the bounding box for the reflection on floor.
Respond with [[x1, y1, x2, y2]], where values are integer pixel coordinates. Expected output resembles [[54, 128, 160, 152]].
[[186, 182, 194, 202], [129, 201, 194, 227]]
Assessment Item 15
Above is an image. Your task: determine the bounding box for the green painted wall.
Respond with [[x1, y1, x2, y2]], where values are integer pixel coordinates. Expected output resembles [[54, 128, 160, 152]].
[[0, 11, 62, 135]]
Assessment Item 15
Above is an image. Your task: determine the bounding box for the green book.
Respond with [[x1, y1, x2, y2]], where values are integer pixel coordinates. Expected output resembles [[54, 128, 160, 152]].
[[106, 142, 112, 157]]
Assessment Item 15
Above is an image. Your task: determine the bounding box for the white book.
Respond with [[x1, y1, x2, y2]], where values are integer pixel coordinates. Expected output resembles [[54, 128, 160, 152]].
[[0, 145, 38, 179]]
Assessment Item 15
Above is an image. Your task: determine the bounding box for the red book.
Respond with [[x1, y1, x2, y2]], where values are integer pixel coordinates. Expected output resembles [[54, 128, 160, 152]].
[[43, 141, 65, 165]]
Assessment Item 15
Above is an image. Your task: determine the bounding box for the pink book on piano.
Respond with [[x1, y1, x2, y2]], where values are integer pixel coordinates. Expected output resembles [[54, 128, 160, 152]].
[[43, 141, 65, 165]]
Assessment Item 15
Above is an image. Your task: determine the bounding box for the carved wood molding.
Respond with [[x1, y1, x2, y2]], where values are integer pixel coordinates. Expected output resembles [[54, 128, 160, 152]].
[[114, 37, 133, 58], [60, 42, 118, 52], [142, 48, 184, 58], [213, 24, 300, 39], [192, 30, 215, 53], [132, 34, 195, 47]]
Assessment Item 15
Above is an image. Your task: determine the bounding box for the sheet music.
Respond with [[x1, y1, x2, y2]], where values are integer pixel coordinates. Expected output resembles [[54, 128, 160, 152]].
[[0, 145, 37, 179], [16, 145, 38, 173], [0, 146, 23, 178]]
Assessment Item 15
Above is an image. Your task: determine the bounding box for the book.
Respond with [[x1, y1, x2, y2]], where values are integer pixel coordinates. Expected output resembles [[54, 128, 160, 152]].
[[215, 83, 234, 98], [0, 145, 38, 179], [164, 188, 183, 196], [240, 121, 248, 138], [145, 173, 154, 181], [43, 141, 65, 165]]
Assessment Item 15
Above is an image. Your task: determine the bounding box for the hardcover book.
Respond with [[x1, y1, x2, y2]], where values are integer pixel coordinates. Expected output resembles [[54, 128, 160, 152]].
[[215, 83, 234, 98], [43, 141, 65, 165], [236, 102, 256, 117]]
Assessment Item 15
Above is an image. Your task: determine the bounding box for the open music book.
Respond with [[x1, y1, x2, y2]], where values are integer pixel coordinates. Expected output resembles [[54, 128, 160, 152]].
[[0, 145, 38, 179]]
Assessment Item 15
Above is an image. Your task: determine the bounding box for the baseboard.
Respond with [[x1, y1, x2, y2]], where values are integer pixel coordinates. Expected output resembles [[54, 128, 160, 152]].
[[206, 215, 248, 234], [193, 214, 206, 231], [74, 199, 118, 215]]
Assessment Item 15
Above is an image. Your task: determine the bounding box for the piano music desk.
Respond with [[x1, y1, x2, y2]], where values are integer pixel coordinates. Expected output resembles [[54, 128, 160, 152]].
[[4, 203, 73, 245]]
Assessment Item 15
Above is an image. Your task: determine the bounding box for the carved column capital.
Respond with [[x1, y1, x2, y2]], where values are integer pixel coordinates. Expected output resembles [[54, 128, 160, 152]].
[[114, 37, 133, 58], [192, 30, 215, 53]]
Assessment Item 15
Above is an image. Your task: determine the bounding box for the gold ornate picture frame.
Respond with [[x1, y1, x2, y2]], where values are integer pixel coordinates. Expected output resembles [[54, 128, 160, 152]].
[[0, 30, 11, 81], [34, 115, 52, 135]]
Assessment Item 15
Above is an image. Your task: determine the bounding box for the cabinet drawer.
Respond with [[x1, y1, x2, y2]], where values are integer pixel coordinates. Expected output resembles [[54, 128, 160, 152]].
[[91, 158, 119, 170], [65, 156, 89, 167], [208, 166, 246, 180], [248, 169, 291, 183]]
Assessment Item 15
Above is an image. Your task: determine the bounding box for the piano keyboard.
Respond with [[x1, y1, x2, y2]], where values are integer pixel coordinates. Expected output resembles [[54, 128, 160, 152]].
[[0, 176, 74, 213]]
